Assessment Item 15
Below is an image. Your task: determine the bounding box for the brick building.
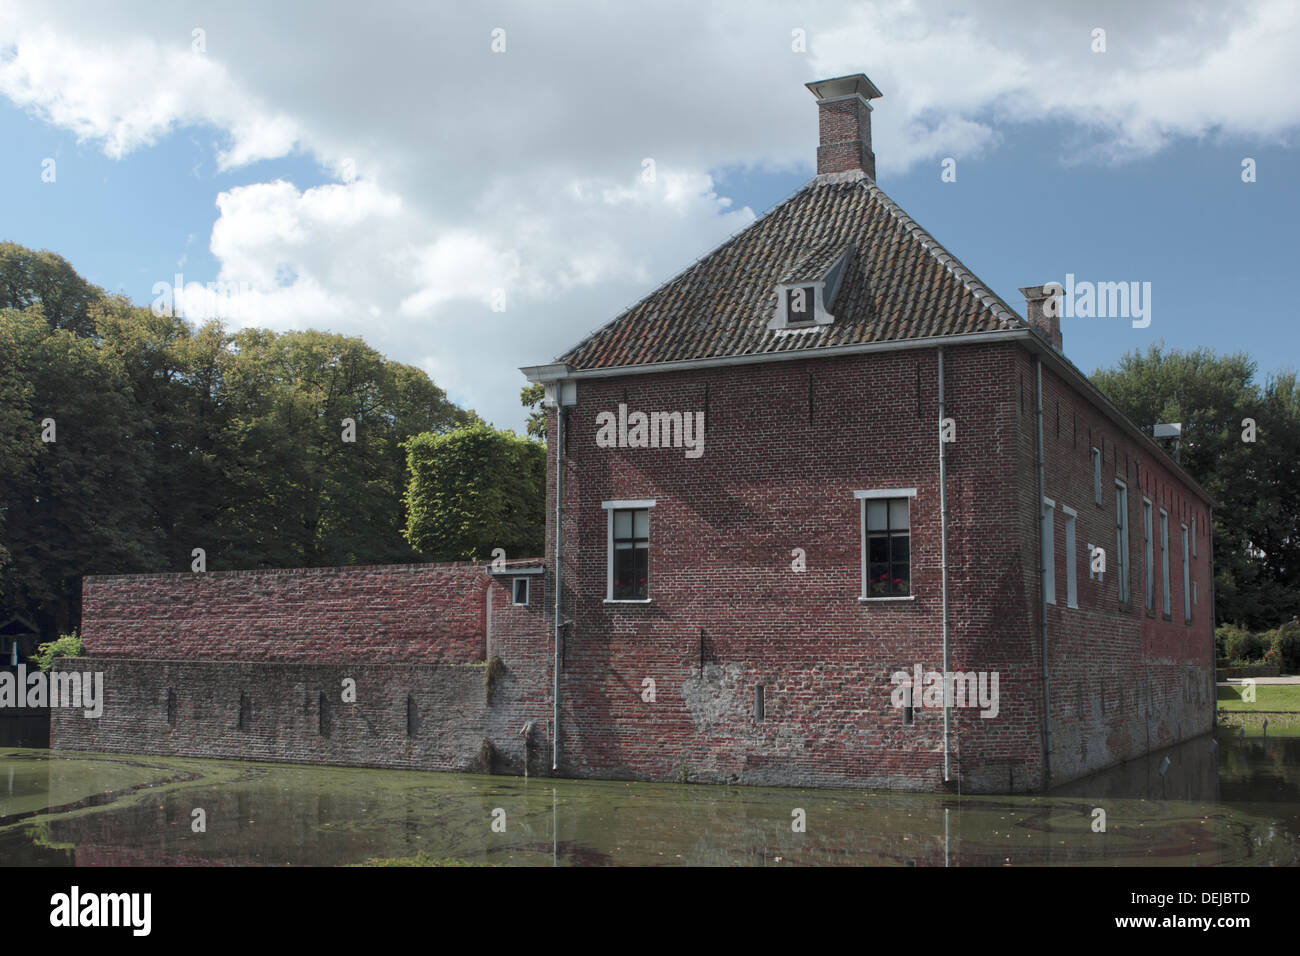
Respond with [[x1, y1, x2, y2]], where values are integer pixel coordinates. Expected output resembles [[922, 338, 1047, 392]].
[[521, 73, 1216, 792], [53, 73, 1214, 793]]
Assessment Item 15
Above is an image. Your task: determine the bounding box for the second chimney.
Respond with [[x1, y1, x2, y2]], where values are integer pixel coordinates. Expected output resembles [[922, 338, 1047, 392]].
[[1021, 284, 1064, 353], [805, 74, 884, 179]]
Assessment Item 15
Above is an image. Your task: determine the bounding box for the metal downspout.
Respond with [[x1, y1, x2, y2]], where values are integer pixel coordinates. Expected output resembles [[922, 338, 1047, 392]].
[[1208, 504, 1217, 734], [938, 348, 951, 783], [1035, 358, 1052, 789], [553, 403, 563, 771]]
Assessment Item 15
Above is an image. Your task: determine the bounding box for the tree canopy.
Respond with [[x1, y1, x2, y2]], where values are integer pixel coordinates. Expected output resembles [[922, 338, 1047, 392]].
[[0, 244, 472, 641], [1092, 344, 1299, 629], [403, 421, 545, 562]]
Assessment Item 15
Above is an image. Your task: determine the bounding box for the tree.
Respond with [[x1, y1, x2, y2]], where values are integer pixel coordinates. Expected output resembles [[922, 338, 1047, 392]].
[[521, 382, 547, 442], [0, 242, 475, 639], [0, 307, 157, 638], [216, 327, 471, 568], [1091, 344, 1300, 628], [0, 242, 104, 336], [403, 422, 545, 561]]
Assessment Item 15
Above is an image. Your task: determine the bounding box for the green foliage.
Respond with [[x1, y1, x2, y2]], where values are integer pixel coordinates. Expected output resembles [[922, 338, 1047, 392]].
[[1217, 623, 1248, 661], [0, 242, 473, 640], [1092, 345, 1300, 629], [402, 422, 545, 561], [1221, 625, 1266, 663], [1266, 619, 1300, 674], [33, 631, 82, 672], [521, 382, 546, 442], [0, 242, 104, 336]]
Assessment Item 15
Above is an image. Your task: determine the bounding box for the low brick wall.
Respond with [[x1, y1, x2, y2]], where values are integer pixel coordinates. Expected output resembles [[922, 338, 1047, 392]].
[[1216, 664, 1280, 679], [49, 657, 550, 776]]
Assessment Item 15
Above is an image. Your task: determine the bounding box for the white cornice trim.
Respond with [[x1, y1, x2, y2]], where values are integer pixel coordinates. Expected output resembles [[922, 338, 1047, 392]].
[[528, 329, 1028, 381]]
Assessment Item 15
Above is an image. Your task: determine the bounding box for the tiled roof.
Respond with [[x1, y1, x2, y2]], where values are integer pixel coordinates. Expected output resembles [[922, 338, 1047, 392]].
[[779, 240, 851, 285], [556, 170, 1026, 370]]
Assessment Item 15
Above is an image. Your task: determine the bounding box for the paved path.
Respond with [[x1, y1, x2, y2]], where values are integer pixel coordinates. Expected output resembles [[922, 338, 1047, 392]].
[[1217, 675, 1300, 686]]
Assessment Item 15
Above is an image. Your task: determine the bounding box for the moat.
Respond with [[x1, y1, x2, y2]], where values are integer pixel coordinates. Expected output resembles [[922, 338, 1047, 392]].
[[2, 727, 1296, 866]]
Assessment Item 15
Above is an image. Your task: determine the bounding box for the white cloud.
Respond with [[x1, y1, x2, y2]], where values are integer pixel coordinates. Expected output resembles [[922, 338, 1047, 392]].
[[1, 0, 1298, 426]]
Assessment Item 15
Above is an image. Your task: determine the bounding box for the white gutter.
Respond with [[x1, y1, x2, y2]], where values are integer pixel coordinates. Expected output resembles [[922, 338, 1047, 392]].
[[522, 329, 1029, 382]]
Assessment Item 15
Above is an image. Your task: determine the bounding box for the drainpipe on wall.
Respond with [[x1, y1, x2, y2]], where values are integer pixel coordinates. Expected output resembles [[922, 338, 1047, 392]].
[[552, 401, 564, 772], [484, 576, 493, 660], [1208, 504, 1217, 735], [938, 348, 951, 784], [1035, 358, 1053, 789]]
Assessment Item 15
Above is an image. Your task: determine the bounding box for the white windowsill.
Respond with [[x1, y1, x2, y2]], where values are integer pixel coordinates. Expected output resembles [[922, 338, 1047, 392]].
[[859, 595, 916, 603], [604, 598, 652, 605]]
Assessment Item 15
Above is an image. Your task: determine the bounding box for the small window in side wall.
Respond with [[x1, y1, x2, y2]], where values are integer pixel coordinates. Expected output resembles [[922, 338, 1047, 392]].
[[1181, 523, 1191, 621], [1042, 498, 1056, 605], [1159, 508, 1171, 616], [857, 491, 914, 598], [1115, 480, 1130, 605], [512, 577, 529, 606], [1143, 498, 1155, 612], [1092, 448, 1102, 505], [1063, 506, 1078, 608]]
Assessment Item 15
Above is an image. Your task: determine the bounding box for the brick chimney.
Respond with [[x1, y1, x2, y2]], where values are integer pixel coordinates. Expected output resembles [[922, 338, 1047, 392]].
[[1021, 284, 1064, 352], [805, 74, 884, 179]]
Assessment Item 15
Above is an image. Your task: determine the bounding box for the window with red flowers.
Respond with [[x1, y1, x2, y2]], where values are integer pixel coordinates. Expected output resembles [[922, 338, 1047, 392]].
[[856, 491, 914, 599]]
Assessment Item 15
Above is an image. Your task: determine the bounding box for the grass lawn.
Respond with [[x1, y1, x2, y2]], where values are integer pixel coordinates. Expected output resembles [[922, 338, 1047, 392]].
[[1216, 683, 1300, 712]]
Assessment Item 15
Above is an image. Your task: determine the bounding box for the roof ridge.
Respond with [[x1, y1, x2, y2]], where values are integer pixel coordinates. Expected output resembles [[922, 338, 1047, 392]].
[[861, 179, 1025, 329]]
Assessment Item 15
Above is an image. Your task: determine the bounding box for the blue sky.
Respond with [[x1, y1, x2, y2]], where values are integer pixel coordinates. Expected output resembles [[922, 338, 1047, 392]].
[[2, 1, 1297, 430]]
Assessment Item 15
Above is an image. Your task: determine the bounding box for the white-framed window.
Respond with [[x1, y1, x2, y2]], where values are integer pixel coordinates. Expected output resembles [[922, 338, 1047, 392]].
[[1182, 523, 1191, 621], [1087, 542, 1103, 582], [1143, 498, 1154, 612], [1115, 480, 1130, 604], [603, 499, 656, 602], [1092, 448, 1102, 505], [855, 488, 915, 600], [1159, 508, 1171, 616], [1042, 497, 1056, 606], [512, 577, 529, 606], [1063, 505, 1078, 609]]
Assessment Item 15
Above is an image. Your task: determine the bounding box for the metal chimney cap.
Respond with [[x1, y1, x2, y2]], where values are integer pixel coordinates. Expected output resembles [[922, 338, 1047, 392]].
[[805, 74, 883, 102]]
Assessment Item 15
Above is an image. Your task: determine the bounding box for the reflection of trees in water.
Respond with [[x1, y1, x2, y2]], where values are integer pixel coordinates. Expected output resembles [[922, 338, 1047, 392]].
[[19, 743, 1300, 867]]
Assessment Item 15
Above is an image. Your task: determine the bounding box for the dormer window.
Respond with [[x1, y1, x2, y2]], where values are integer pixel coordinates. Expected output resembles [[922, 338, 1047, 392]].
[[786, 287, 815, 324], [769, 244, 853, 331]]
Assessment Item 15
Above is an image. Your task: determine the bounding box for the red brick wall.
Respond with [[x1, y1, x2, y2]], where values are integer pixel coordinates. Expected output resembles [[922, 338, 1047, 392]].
[[544, 339, 1213, 792], [546, 343, 1045, 791], [60, 564, 556, 776], [82, 563, 506, 664], [1013, 350, 1215, 784]]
